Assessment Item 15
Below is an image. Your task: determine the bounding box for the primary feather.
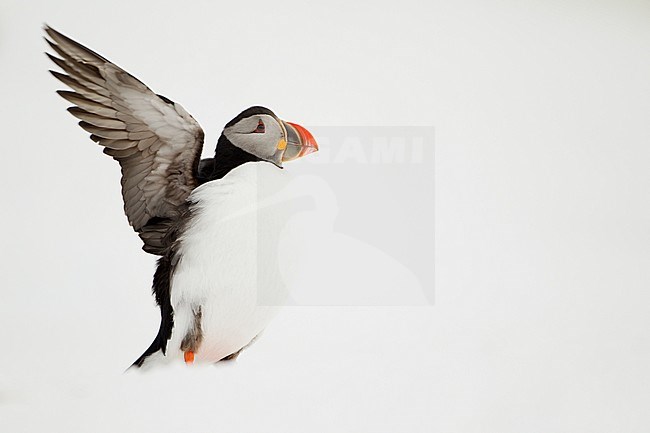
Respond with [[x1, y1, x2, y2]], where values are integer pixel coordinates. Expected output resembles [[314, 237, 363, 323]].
[[45, 25, 204, 255]]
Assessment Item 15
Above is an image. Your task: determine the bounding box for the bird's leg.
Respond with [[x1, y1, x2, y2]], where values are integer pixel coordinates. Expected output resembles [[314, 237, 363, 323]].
[[180, 306, 203, 365]]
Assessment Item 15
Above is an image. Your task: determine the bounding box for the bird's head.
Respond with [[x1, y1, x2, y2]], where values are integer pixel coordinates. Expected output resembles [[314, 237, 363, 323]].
[[221, 106, 318, 168]]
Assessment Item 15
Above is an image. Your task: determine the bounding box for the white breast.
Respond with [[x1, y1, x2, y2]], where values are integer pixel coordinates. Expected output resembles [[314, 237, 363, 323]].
[[165, 162, 292, 363]]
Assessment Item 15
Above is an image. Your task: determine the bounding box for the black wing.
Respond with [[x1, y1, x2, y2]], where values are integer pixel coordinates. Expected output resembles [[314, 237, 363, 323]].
[[45, 26, 205, 255]]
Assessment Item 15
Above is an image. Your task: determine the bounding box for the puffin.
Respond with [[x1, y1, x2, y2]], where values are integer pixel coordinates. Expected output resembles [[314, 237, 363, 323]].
[[44, 26, 318, 368]]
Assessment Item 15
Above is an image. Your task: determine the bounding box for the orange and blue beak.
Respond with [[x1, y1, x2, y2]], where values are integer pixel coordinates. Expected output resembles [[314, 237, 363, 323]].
[[280, 121, 318, 162]]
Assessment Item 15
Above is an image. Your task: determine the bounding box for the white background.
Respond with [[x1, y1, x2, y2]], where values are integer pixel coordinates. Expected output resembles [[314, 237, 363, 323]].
[[1, 0, 649, 432]]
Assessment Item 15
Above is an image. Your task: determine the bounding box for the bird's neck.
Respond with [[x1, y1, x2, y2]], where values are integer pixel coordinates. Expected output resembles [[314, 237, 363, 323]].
[[211, 135, 261, 180]]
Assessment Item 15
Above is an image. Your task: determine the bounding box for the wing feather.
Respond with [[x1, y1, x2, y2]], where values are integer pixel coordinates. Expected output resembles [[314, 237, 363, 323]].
[[45, 26, 205, 255], [67, 107, 126, 129]]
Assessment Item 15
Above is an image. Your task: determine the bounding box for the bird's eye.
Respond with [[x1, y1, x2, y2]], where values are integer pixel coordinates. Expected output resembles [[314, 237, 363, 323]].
[[253, 119, 265, 133]]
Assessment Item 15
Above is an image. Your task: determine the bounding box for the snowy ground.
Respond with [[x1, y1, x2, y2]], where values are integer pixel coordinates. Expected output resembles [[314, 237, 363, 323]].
[[2, 1, 650, 432], [1, 307, 438, 432]]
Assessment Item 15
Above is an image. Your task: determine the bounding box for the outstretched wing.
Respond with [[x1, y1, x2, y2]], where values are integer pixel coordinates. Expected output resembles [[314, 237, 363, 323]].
[[44, 26, 205, 255]]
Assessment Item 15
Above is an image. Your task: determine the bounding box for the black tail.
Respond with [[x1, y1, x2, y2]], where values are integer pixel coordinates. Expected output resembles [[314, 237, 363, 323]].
[[131, 256, 175, 368]]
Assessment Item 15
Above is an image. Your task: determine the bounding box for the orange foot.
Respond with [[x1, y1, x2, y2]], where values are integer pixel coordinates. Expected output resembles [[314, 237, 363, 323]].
[[184, 351, 195, 364]]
